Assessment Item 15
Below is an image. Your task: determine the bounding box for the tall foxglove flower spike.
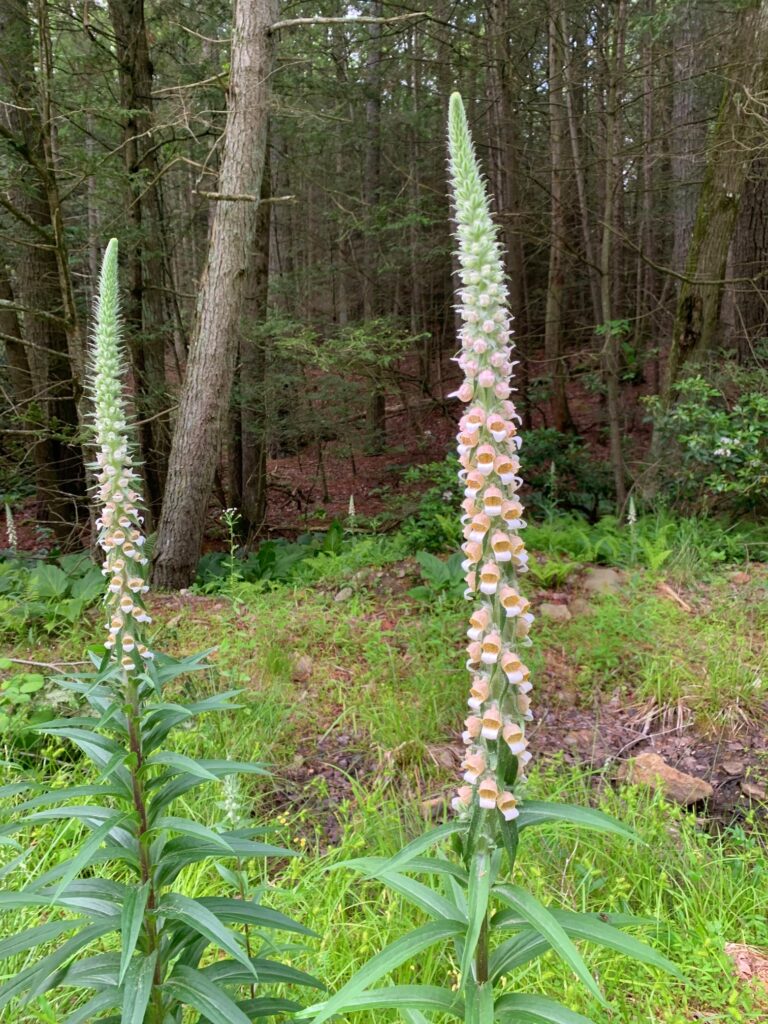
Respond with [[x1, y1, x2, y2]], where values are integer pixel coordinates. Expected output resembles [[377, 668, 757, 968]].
[[89, 239, 153, 668], [447, 93, 533, 830]]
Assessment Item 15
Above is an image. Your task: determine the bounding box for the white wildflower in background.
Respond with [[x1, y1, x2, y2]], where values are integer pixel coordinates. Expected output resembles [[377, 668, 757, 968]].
[[447, 93, 533, 826], [4, 503, 17, 553], [627, 495, 637, 526]]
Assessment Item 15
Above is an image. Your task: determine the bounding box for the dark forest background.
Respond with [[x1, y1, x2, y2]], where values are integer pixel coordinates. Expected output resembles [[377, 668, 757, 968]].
[[2, 0, 768, 586]]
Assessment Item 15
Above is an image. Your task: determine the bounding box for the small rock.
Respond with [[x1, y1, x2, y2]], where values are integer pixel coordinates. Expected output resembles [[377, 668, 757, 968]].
[[729, 571, 751, 585], [721, 759, 745, 776], [619, 752, 713, 805], [334, 587, 353, 602], [291, 655, 313, 683], [564, 728, 594, 747], [540, 602, 572, 623], [725, 942, 768, 989], [583, 567, 626, 595], [569, 597, 593, 617], [741, 781, 767, 801]]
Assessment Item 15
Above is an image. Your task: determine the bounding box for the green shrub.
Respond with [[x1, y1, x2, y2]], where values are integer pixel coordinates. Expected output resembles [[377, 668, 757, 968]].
[[0, 552, 105, 637], [521, 428, 614, 518], [397, 457, 463, 553], [195, 521, 347, 591], [650, 372, 768, 513]]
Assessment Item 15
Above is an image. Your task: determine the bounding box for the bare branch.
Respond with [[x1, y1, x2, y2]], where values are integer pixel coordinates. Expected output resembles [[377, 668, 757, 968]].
[[0, 299, 69, 325], [193, 191, 296, 203], [270, 12, 425, 33]]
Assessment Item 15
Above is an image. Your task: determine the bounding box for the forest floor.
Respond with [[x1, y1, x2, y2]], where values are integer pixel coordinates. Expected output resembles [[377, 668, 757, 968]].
[[2, 535, 768, 1022]]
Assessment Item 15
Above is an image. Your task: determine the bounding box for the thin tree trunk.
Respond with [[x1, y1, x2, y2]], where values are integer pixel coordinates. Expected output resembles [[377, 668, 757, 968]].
[[0, 0, 85, 534], [108, 0, 173, 524], [560, 8, 601, 328], [152, 0, 279, 589], [544, 6, 574, 432], [670, 1, 708, 277], [363, 0, 385, 452], [486, 0, 531, 422], [599, 0, 627, 508], [239, 148, 272, 538]]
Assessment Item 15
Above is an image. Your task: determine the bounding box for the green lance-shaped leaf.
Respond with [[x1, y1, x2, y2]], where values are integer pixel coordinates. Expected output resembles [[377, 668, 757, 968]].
[[493, 885, 607, 1006], [302, 985, 465, 1020], [118, 881, 150, 985], [300, 921, 464, 1024], [516, 801, 635, 839], [459, 846, 491, 986], [163, 964, 254, 1024], [120, 951, 157, 1024], [52, 812, 130, 899], [159, 893, 257, 976], [495, 993, 599, 1024], [489, 908, 682, 982]]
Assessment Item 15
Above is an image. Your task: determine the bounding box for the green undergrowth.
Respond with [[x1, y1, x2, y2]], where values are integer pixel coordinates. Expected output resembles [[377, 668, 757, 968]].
[[1, 527, 767, 1021], [0, 761, 765, 1023]]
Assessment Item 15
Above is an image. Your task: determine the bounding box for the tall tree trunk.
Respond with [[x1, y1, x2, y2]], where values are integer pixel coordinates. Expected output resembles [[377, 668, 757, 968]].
[[0, 0, 85, 535], [108, 0, 172, 524], [729, 158, 768, 361], [670, 1, 708, 277], [544, 6, 574, 432], [634, 0, 657, 374], [238, 148, 272, 538], [599, 0, 627, 508], [363, 0, 385, 452], [560, 7, 601, 329], [662, 0, 768, 404], [486, 0, 531, 422], [152, 0, 278, 589], [0, 263, 61, 509]]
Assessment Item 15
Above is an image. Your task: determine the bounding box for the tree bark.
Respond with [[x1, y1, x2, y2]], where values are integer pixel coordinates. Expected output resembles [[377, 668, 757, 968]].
[[544, 5, 574, 433], [0, 0, 85, 534], [670, 1, 708, 277], [598, 0, 627, 508], [238, 148, 272, 538], [108, 0, 173, 524], [485, 0, 531, 422], [663, 0, 768, 403], [363, 0, 386, 453], [729, 157, 768, 361], [152, 0, 279, 589]]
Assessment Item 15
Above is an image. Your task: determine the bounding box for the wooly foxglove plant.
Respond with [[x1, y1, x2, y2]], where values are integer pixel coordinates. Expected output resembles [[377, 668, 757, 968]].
[[0, 239, 321, 1023], [301, 93, 679, 1024]]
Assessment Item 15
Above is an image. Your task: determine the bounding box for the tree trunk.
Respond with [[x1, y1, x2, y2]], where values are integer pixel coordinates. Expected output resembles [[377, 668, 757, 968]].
[[0, 0, 85, 535], [238, 149, 272, 538], [729, 158, 768, 361], [108, 0, 173, 525], [152, 0, 279, 589], [663, 0, 768, 403], [670, 1, 708, 276], [363, 0, 386, 453], [486, 0, 531, 422], [599, 0, 627, 508], [544, 6, 574, 433]]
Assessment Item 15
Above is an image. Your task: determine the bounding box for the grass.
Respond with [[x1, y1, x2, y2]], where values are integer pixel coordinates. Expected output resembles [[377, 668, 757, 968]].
[[0, 519, 767, 1021]]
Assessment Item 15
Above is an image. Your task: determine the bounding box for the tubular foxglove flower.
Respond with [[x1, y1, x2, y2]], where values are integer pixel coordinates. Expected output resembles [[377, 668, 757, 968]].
[[448, 92, 534, 835], [89, 239, 152, 667]]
